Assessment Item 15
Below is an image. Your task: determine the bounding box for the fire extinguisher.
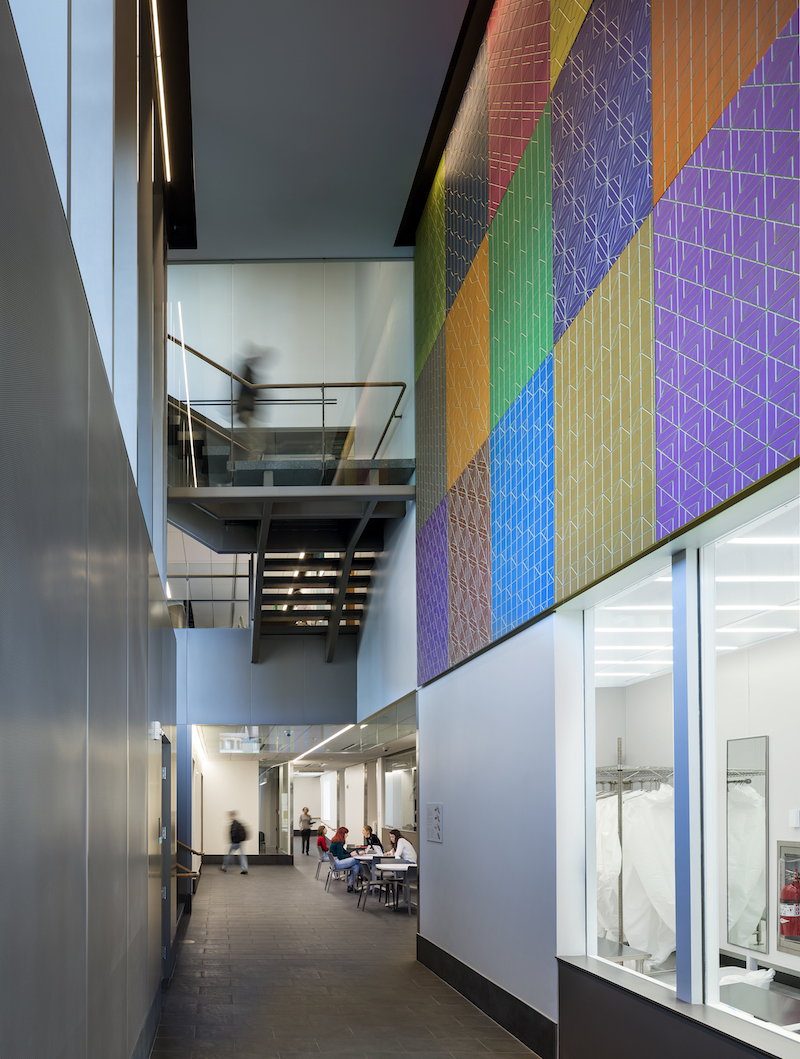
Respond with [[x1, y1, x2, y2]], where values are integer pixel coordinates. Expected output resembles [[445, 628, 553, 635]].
[[779, 870, 800, 938]]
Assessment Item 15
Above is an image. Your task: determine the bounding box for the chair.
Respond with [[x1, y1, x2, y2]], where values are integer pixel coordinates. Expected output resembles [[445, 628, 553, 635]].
[[358, 870, 395, 911], [315, 844, 329, 881], [394, 864, 418, 914], [323, 854, 348, 892]]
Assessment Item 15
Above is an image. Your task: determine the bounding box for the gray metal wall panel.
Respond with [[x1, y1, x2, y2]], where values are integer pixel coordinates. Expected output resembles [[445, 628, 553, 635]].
[[186, 629, 253, 723], [88, 338, 130, 1059], [301, 636, 358, 724], [251, 635, 307, 720], [0, 7, 90, 1054]]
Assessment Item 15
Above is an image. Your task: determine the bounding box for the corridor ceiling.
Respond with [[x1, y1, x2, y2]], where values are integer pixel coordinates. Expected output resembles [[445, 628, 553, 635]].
[[170, 0, 470, 262]]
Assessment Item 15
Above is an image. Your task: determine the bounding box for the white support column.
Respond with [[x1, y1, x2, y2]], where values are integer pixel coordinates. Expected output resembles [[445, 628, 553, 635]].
[[583, 607, 598, 955], [700, 542, 719, 1006], [672, 548, 704, 1004]]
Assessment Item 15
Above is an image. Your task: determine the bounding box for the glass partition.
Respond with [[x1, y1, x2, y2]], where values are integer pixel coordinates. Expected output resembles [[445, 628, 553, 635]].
[[589, 567, 676, 986], [166, 262, 414, 487], [706, 495, 800, 1033], [383, 748, 417, 832]]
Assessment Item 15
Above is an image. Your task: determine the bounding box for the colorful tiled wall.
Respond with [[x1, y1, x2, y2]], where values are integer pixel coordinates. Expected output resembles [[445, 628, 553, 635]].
[[415, 0, 800, 685]]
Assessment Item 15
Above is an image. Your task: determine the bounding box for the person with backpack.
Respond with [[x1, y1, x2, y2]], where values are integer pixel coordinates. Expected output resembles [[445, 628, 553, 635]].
[[221, 810, 249, 874]]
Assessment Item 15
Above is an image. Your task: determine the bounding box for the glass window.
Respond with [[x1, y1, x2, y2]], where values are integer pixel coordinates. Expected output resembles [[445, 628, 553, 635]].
[[589, 566, 676, 986], [383, 748, 417, 832], [706, 496, 800, 1035]]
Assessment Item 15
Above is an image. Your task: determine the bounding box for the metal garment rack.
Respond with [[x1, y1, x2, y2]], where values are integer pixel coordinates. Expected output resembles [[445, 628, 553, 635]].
[[596, 738, 674, 947], [727, 768, 767, 785]]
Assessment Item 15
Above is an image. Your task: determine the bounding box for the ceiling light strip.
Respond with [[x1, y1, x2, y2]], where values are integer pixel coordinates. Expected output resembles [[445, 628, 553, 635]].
[[292, 724, 355, 764], [150, 0, 172, 182]]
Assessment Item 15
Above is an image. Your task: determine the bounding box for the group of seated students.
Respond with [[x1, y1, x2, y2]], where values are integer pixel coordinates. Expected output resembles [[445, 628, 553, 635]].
[[316, 824, 416, 893]]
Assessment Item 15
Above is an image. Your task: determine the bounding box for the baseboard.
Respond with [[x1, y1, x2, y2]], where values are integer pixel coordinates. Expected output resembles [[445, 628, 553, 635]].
[[417, 935, 556, 1059], [202, 854, 293, 866], [130, 987, 161, 1059]]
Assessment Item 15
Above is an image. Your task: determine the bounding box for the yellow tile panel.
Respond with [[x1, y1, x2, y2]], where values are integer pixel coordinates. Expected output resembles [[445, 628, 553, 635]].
[[446, 236, 490, 488], [554, 217, 655, 601], [550, 0, 593, 88]]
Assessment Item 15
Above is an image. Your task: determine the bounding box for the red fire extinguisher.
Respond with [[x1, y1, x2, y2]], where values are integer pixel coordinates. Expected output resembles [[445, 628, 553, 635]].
[[780, 871, 800, 938]]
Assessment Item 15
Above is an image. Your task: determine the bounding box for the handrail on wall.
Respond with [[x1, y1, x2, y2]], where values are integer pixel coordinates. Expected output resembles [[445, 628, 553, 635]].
[[166, 334, 407, 462]]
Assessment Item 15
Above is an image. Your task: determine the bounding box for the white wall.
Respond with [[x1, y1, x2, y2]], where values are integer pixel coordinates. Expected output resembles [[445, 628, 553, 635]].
[[344, 764, 365, 838], [319, 770, 338, 832], [357, 508, 417, 721], [198, 751, 259, 856], [595, 672, 673, 767], [716, 633, 800, 974], [418, 617, 558, 1021], [293, 776, 322, 828]]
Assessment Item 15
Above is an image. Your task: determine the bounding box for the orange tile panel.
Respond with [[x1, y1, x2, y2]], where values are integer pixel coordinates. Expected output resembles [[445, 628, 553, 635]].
[[446, 237, 490, 489]]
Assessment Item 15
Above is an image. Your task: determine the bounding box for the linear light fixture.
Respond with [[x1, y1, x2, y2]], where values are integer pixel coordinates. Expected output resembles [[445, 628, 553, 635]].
[[716, 604, 800, 611], [728, 537, 800, 544], [595, 645, 672, 650], [597, 672, 650, 677], [596, 627, 673, 632], [166, 581, 172, 599], [596, 660, 672, 666], [177, 302, 197, 488], [717, 626, 797, 632], [716, 576, 800, 582], [600, 606, 673, 611], [292, 724, 355, 764], [150, 0, 172, 182]]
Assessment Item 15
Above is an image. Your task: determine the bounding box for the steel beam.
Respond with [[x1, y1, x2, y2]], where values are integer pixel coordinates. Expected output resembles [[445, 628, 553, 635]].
[[250, 503, 272, 663], [325, 500, 377, 663]]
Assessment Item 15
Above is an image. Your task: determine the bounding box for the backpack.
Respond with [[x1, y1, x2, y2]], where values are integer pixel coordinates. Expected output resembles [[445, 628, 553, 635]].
[[231, 820, 247, 843]]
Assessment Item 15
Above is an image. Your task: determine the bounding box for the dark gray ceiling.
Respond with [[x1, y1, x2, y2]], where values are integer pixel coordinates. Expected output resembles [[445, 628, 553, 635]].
[[169, 0, 470, 262]]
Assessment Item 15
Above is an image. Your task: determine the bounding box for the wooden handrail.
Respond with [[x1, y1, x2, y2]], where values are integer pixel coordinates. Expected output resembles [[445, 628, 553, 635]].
[[177, 840, 204, 856]]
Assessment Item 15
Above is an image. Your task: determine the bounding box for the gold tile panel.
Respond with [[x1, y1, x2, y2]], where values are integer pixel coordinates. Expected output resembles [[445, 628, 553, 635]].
[[554, 217, 656, 600], [446, 235, 490, 489], [550, 0, 593, 88]]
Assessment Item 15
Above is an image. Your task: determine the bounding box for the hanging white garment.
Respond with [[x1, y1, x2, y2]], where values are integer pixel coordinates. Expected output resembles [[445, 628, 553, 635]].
[[622, 786, 676, 966], [727, 785, 766, 946], [596, 795, 622, 940]]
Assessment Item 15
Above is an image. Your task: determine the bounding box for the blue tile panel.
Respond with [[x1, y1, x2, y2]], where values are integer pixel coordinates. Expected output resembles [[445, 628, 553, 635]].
[[416, 497, 449, 684], [552, 0, 653, 344], [446, 38, 489, 314], [490, 355, 554, 637]]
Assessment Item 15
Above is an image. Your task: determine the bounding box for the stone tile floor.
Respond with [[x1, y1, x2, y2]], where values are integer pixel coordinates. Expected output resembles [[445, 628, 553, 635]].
[[153, 841, 537, 1059]]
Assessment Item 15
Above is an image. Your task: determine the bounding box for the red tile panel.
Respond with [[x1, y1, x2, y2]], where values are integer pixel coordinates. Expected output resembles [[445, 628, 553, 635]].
[[447, 441, 492, 665], [487, 0, 550, 221], [653, 0, 798, 204]]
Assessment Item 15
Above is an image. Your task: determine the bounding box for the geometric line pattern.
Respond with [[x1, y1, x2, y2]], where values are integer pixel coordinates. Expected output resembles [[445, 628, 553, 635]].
[[491, 356, 554, 638], [490, 103, 552, 429], [552, 0, 653, 344], [415, 325, 447, 531], [417, 497, 449, 685], [487, 0, 550, 221], [446, 237, 490, 488], [550, 0, 593, 89], [652, 0, 799, 204], [555, 217, 656, 601], [415, 154, 446, 380], [448, 441, 492, 666], [653, 10, 800, 535], [446, 38, 489, 313]]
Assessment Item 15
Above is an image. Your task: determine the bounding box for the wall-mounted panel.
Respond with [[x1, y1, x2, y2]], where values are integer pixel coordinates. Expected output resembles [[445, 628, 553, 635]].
[[652, 0, 798, 204], [417, 497, 449, 684], [490, 102, 552, 428], [448, 440, 492, 665], [415, 325, 447, 530], [552, 0, 653, 344], [487, 0, 549, 220], [653, 12, 800, 535], [555, 217, 656, 601], [491, 356, 554, 637], [446, 38, 489, 313], [415, 155, 446, 379]]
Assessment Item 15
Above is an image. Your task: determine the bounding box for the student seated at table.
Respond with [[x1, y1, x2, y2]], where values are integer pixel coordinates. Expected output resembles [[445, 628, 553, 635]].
[[328, 827, 363, 892], [316, 825, 329, 858], [355, 825, 383, 853], [388, 829, 416, 862]]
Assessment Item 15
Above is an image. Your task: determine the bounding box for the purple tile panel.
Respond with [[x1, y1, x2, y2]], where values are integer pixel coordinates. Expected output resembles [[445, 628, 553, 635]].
[[653, 11, 800, 536], [416, 498, 449, 684]]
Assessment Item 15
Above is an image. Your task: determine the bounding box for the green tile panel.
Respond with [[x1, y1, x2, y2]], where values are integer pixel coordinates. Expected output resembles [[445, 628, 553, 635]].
[[489, 103, 552, 428], [414, 154, 446, 380]]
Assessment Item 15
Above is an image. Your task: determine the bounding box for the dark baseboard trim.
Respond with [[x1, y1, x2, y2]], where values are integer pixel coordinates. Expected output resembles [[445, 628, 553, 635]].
[[202, 854, 293, 866], [130, 987, 161, 1059], [417, 935, 556, 1059]]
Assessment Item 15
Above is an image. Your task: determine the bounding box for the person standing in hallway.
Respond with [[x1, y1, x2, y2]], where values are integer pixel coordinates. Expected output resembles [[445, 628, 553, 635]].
[[328, 827, 363, 891], [221, 810, 249, 874], [299, 807, 314, 855], [388, 829, 416, 862]]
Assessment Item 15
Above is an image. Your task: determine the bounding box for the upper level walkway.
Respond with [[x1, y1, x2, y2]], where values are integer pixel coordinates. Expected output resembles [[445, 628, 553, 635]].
[[154, 841, 539, 1058]]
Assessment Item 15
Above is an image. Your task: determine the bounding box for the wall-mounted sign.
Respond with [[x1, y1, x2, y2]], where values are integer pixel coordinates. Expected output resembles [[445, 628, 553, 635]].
[[426, 802, 442, 843]]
